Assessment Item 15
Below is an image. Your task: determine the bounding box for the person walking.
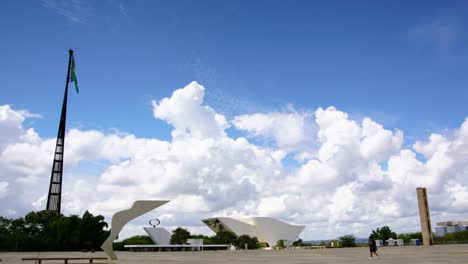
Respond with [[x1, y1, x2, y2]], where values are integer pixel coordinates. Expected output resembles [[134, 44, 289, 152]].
[[368, 234, 380, 260]]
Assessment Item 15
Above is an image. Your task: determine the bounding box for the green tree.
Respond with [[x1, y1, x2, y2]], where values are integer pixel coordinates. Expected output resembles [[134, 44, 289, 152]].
[[292, 238, 303, 247], [235, 235, 259, 249], [372, 226, 397, 241], [339, 234, 356, 247], [276, 239, 285, 249], [80, 211, 109, 250], [170, 227, 191, 245], [212, 230, 238, 245], [57, 215, 82, 250]]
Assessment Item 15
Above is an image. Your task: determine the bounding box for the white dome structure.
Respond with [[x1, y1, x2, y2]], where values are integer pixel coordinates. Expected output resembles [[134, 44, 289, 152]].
[[202, 217, 305, 247]]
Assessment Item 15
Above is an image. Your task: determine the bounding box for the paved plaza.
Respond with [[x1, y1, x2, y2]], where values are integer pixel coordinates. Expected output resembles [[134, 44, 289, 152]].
[[1, 245, 467, 263]]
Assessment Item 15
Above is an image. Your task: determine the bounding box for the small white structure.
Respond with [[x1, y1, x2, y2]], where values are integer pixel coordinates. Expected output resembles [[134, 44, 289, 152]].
[[410, 239, 420, 246], [396, 239, 404, 246], [187, 238, 203, 246], [144, 227, 171, 245], [202, 217, 305, 248], [187, 239, 203, 251], [375, 240, 383, 247], [386, 238, 396, 246]]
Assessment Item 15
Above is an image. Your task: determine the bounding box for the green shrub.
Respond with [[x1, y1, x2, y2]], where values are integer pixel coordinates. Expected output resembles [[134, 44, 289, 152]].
[[113, 235, 153, 250], [276, 239, 285, 249], [257, 241, 269, 248], [338, 234, 356, 247]]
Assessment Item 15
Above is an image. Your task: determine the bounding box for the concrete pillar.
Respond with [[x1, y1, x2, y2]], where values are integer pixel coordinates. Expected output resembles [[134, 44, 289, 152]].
[[416, 187, 433, 246]]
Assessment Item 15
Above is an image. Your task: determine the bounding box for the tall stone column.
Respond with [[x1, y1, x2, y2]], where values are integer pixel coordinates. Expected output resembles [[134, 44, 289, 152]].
[[416, 187, 433, 246]]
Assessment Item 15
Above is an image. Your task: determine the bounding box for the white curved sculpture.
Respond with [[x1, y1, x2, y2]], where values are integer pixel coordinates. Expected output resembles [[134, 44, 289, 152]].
[[101, 200, 169, 260], [202, 217, 305, 247]]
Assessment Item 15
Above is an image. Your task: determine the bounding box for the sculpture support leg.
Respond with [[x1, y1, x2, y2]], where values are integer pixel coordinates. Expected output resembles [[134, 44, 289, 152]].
[[101, 200, 169, 260]]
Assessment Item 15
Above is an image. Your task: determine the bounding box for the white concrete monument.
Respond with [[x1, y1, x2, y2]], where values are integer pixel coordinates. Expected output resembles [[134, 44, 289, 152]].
[[144, 226, 171, 245], [202, 217, 305, 248], [100, 200, 169, 260]]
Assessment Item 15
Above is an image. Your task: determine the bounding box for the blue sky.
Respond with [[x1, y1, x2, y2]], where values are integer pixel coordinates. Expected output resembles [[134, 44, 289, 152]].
[[2, 0, 468, 240], [2, 0, 468, 141]]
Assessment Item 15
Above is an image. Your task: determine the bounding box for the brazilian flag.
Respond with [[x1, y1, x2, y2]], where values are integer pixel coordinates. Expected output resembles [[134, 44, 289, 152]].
[[70, 55, 79, 93]]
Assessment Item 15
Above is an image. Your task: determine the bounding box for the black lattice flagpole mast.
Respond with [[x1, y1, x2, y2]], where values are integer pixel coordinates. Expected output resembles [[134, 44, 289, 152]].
[[46, 49, 78, 213]]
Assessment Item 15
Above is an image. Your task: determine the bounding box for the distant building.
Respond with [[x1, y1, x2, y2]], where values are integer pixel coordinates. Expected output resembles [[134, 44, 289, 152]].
[[434, 221, 468, 237], [202, 217, 305, 247]]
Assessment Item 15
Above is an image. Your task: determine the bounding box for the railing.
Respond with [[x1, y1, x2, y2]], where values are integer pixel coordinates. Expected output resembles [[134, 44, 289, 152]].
[[124, 244, 230, 251]]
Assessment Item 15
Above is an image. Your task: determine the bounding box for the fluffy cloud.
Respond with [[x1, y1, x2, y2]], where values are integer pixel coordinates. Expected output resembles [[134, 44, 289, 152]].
[[232, 108, 314, 151], [1, 82, 468, 240], [152, 81, 229, 139], [0, 105, 41, 149]]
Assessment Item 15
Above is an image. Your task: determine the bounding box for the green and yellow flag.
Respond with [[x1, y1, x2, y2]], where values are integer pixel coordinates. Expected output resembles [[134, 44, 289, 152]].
[[70, 55, 79, 93]]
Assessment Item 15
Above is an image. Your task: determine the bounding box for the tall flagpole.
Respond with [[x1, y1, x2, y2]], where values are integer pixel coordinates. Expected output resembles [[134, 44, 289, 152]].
[[46, 49, 74, 213]]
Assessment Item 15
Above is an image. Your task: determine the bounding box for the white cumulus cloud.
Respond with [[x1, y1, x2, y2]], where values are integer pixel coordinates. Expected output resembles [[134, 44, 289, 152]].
[[152, 81, 229, 139], [232, 109, 315, 151]]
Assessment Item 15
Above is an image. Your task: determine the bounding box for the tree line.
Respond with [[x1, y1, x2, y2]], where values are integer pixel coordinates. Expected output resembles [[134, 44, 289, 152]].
[[0, 210, 109, 251], [337, 226, 420, 247], [3, 211, 467, 252], [337, 225, 468, 247]]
